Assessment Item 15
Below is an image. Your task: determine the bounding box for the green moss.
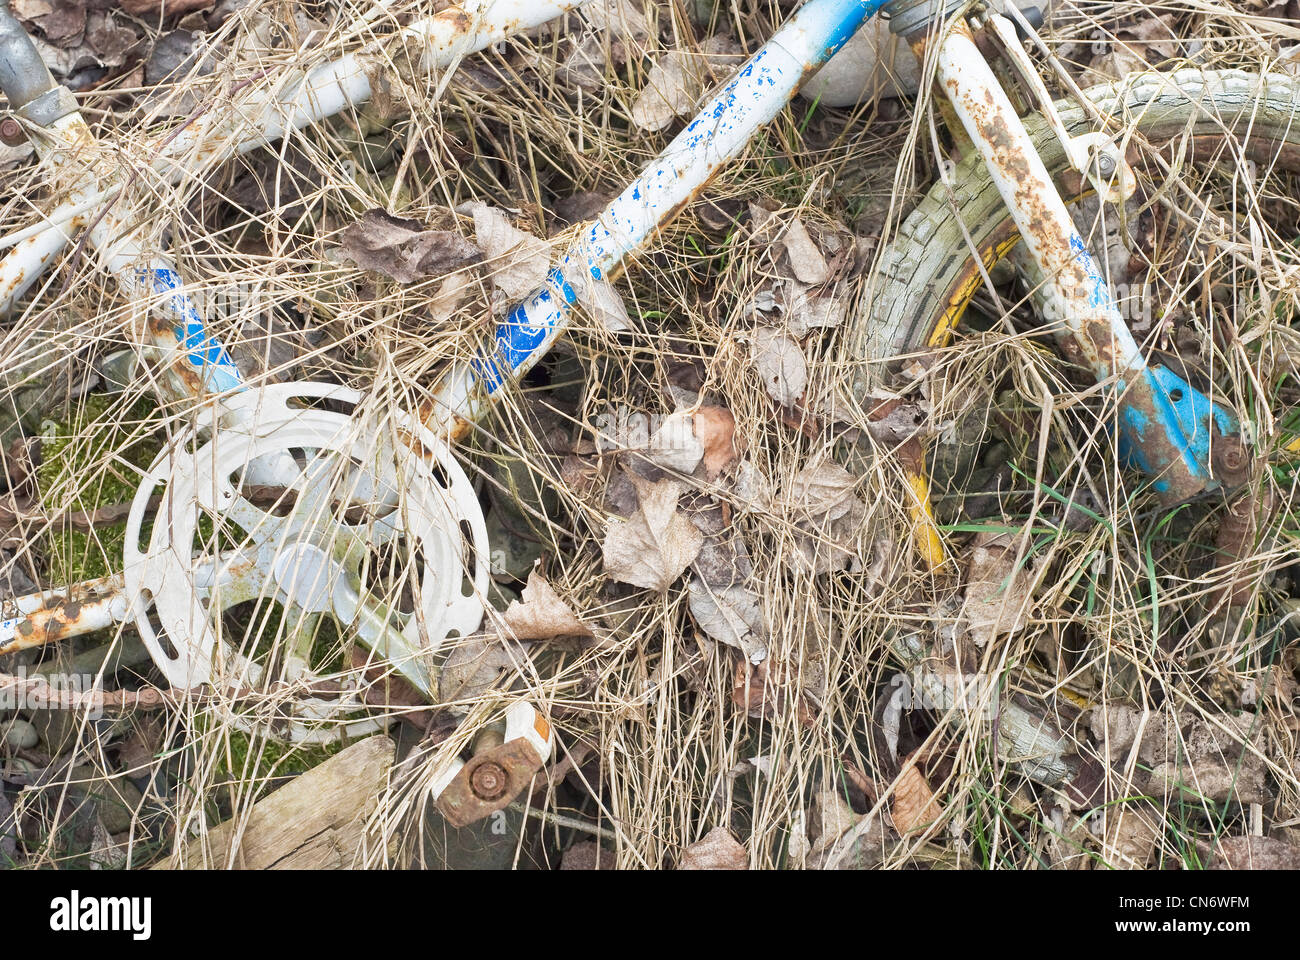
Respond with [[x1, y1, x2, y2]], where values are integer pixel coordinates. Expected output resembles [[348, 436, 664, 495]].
[[218, 727, 343, 786], [35, 393, 161, 583]]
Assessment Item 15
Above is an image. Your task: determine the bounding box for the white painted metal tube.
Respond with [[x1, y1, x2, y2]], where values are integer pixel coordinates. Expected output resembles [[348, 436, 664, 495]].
[[0, 0, 588, 313], [426, 0, 887, 435], [0, 574, 128, 654], [935, 20, 1222, 501], [935, 20, 1144, 378], [0, 210, 77, 314]]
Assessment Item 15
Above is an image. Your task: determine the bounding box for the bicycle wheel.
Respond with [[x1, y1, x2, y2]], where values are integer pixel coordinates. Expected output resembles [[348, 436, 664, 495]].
[[857, 68, 1300, 367], [853, 67, 1300, 658]]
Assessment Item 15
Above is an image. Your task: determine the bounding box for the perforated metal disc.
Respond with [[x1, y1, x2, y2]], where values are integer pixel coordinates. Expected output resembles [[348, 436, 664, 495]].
[[123, 383, 489, 710]]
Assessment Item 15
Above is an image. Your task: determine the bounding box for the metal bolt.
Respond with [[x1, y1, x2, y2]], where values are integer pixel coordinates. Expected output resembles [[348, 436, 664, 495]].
[[0, 116, 25, 147], [1212, 437, 1249, 481], [469, 760, 508, 801], [1096, 152, 1116, 176]]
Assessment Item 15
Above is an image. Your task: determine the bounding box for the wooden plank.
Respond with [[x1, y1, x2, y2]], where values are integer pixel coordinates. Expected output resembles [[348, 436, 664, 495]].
[[154, 735, 395, 869]]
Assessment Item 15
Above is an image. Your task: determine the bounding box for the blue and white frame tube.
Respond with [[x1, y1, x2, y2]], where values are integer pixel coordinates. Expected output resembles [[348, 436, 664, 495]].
[[34, 110, 305, 489], [426, 0, 887, 437], [935, 19, 1237, 501], [29, 111, 245, 400]]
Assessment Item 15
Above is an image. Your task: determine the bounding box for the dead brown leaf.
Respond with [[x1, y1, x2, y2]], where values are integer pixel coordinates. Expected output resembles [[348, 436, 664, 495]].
[[339, 209, 481, 284], [438, 637, 522, 703], [692, 406, 738, 479], [631, 49, 706, 131], [687, 577, 766, 662], [891, 760, 942, 834], [601, 475, 703, 591], [731, 659, 816, 726], [780, 218, 830, 285], [468, 203, 551, 298], [751, 327, 806, 406], [677, 826, 748, 869], [789, 460, 860, 522], [501, 568, 593, 641], [961, 532, 1036, 647], [119, 0, 214, 19]]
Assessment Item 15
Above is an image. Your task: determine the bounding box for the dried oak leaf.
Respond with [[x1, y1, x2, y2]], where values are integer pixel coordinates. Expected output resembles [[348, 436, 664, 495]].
[[864, 395, 930, 445], [601, 475, 703, 591], [891, 761, 942, 834], [468, 203, 551, 298], [645, 407, 738, 478], [962, 532, 1037, 647], [751, 326, 807, 406], [677, 826, 748, 870], [33, 0, 84, 45], [501, 568, 593, 641], [583, 0, 652, 55], [339, 209, 482, 284]]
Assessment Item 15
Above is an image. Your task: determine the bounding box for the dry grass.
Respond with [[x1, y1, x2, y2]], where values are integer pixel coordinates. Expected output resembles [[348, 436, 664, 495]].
[[1, 0, 1298, 870]]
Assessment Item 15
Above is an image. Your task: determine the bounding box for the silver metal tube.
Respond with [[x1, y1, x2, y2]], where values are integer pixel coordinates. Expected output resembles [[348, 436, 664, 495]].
[[0, 0, 54, 109]]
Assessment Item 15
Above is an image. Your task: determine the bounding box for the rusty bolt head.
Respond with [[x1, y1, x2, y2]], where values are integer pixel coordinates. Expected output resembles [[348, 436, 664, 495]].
[[0, 116, 25, 147], [469, 761, 509, 802], [1096, 152, 1116, 176], [1212, 438, 1249, 481]]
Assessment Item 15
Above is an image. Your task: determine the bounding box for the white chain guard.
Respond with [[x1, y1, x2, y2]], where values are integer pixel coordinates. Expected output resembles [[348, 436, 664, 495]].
[[122, 382, 489, 701]]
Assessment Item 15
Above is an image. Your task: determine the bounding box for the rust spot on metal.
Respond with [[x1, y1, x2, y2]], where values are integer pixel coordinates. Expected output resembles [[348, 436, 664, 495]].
[[469, 760, 508, 801], [435, 737, 544, 827], [1209, 486, 1277, 611], [1210, 434, 1251, 489], [0, 115, 25, 146], [448, 416, 473, 442]]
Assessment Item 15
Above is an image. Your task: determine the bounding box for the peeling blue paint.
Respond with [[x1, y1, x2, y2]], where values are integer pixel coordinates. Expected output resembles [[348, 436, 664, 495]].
[[146, 268, 243, 393], [466, 0, 885, 399], [1069, 233, 1112, 310], [1116, 364, 1239, 492]]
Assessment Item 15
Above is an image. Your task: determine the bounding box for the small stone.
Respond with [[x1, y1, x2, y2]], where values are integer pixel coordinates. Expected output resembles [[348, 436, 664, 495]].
[[3, 718, 37, 750]]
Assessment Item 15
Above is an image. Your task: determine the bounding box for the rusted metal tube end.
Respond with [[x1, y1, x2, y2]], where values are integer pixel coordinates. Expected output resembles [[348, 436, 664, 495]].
[[1210, 486, 1277, 612]]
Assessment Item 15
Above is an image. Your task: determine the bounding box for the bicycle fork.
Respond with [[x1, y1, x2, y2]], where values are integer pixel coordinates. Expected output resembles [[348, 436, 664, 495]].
[[900, 4, 1251, 504]]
